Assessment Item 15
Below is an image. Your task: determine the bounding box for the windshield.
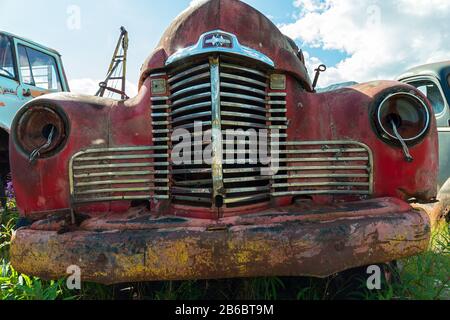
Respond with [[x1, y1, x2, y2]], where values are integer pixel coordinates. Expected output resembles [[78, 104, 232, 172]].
[[0, 34, 16, 79], [409, 79, 446, 115], [17, 44, 62, 91]]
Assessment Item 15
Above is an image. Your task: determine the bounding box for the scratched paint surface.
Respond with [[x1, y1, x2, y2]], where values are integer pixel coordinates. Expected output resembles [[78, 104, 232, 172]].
[[8, 0, 437, 283]]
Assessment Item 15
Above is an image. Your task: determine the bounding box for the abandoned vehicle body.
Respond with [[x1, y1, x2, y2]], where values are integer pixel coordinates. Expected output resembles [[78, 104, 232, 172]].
[[0, 31, 68, 208], [10, 0, 437, 284], [398, 61, 450, 225]]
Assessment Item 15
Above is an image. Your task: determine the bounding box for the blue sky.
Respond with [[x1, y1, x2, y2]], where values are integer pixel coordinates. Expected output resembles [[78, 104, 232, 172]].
[[0, 0, 345, 93], [1, 0, 448, 93]]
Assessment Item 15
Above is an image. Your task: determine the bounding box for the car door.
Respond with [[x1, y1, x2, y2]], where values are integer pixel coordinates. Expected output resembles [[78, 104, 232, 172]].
[[404, 76, 449, 188], [0, 33, 22, 131], [13, 39, 64, 101]]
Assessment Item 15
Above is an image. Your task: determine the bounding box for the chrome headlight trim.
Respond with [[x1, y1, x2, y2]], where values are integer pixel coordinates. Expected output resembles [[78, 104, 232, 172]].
[[376, 92, 430, 142], [165, 30, 275, 67]]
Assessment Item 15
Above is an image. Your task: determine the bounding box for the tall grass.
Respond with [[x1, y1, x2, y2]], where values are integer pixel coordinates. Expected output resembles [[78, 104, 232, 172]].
[[1, 196, 448, 300]]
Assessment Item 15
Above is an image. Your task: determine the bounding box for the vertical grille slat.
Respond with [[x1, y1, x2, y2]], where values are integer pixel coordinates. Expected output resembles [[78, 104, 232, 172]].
[[150, 77, 171, 200]]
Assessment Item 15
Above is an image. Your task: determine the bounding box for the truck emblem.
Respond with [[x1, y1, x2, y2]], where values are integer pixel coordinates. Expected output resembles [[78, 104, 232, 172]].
[[203, 33, 232, 48]]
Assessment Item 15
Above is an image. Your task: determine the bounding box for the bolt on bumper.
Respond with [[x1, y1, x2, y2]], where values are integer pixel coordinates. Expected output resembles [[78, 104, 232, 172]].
[[10, 198, 430, 285]]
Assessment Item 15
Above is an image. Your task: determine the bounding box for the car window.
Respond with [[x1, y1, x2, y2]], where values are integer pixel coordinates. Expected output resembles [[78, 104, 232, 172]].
[[409, 79, 446, 115], [17, 44, 62, 91], [0, 35, 16, 79]]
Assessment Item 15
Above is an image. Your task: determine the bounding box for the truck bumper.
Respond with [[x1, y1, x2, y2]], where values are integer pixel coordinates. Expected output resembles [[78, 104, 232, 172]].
[[10, 198, 430, 285]]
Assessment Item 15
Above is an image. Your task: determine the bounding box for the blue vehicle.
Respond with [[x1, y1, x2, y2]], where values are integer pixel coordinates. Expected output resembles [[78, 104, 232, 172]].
[[398, 61, 450, 224], [0, 31, 69, 208]]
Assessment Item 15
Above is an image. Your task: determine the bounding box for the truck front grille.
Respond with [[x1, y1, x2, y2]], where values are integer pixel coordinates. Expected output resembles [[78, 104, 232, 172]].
[[271, 141, 373, 197], [70, 58, 374, 209], [70, 146, 169, 204], [168, 55, 271, 208]]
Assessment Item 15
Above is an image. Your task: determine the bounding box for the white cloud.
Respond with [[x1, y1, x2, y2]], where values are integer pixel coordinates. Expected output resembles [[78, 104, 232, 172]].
[[280, 0, 450, 87], [69, 78, 138, 99]]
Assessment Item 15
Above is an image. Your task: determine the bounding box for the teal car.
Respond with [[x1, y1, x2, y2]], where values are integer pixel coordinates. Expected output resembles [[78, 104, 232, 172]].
[[398, 61, 450, 224], [0, 31, 69, 208]]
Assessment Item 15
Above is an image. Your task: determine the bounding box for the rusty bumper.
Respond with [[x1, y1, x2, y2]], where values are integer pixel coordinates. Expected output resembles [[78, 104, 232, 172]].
[[11, 198, 430, 285]]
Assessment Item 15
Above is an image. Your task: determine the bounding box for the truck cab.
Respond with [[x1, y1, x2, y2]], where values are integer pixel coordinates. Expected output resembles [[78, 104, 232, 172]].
[[0, 31, 69, 207], [398, 62, 450, 224], [398, 62, 450, 188]]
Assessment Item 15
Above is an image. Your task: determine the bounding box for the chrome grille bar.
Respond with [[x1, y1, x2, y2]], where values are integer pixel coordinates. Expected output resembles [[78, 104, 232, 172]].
[[271, 141, 373, 198]]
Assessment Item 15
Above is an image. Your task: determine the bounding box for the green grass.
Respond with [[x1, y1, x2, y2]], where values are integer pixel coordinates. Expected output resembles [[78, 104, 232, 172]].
[[1, 200, 448, 300]]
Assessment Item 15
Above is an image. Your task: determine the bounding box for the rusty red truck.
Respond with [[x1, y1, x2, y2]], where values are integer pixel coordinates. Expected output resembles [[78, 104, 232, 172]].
[[9, 0, 437, 284]]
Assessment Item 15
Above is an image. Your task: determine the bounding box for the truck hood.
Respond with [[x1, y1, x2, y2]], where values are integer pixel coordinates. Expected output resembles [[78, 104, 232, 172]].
[[139, 0, 312, 90]]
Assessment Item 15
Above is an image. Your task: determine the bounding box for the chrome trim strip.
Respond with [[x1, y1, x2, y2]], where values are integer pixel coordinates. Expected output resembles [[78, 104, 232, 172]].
[[75, 179, 153, 187], [151, 96, 169, 102], [172, 92, 211, 107], [171, 102, 212, 116], [74, 171, 161, 179], [276, 157, 370, 163], [278, 148, 367, 154], [170, 83, 211, 99], [221, 82, 267, 96], [268, 92, 287, 97], [172, 111, 212, 124], [273, 173, 369, 179], [227, 186, 271, 193], [168, 63, 210, 84], [221, 120, 267, 129], [166, 30, 275, 67], [76, 187, 163, 196], [221, 111, 267, 121], [221, 63, 268, 78], [149, 72, 167, 78], [275, 166, 370, 171], [172, 187, 212, 194], [220, 72, 267, 88], [210, 57, 225, 206], [272, 191, 371, 197], [151, 105, 170, 110], [173, 121, 212, 131], [273, 182, 370, 188], [377, 92, 430, 142], [268, 101, 287, 105], [221, 102, 266, 113], [170, 72, 210, 91], [75, 154, 158, 162], [221, 92, 266, 104], [224, 176, 271, 183], [225, 194, 269, 204]]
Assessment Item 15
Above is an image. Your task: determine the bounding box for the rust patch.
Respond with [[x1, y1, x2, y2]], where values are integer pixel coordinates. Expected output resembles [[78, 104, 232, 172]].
[[11, 203, 431, 285]]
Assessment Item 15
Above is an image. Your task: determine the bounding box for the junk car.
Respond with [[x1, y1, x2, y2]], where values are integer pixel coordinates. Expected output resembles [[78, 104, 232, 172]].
[[0, 31, 69, 208], [9, 0, 437, 284], [398, 61, 450, 225]]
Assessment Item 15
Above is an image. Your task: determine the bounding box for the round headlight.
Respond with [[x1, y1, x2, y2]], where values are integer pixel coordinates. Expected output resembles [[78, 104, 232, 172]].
[[377, 92, 430, 143], [15, 105, 68, 157]]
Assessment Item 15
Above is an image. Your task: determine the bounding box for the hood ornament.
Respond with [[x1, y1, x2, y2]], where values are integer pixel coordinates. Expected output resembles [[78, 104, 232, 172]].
[[204, 33, 233, 48], [166, 30, 274, 67]]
